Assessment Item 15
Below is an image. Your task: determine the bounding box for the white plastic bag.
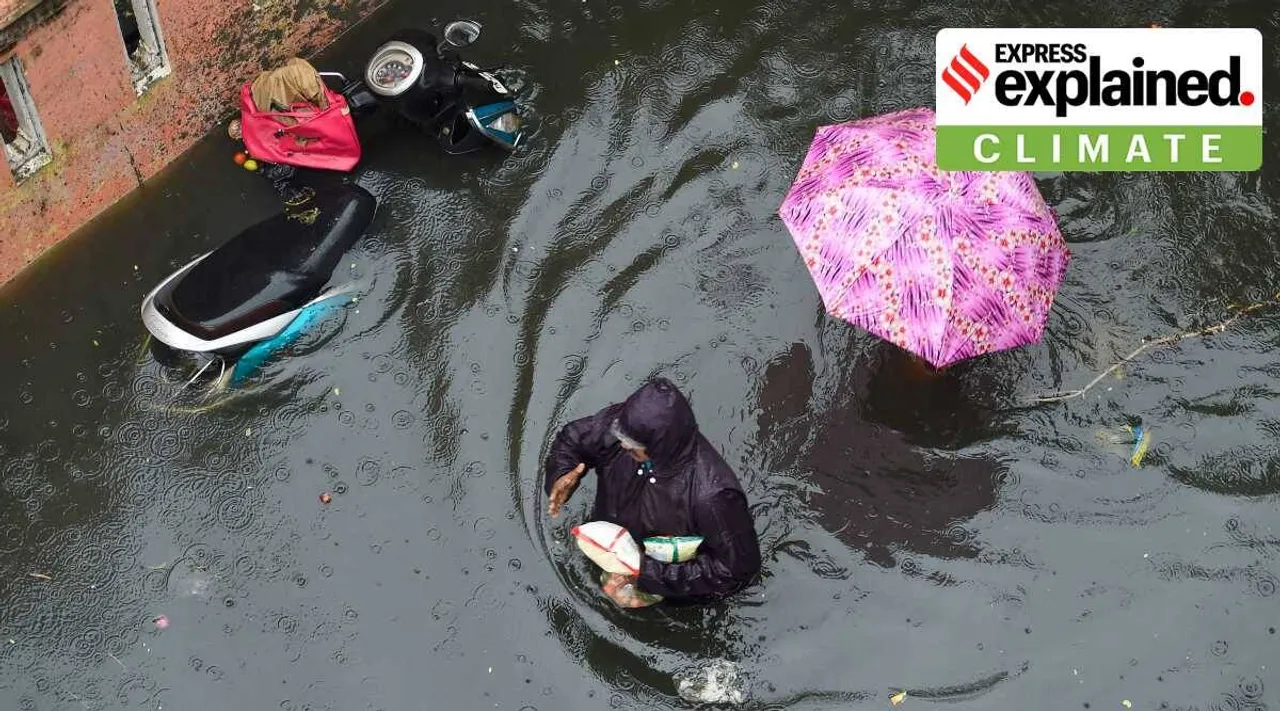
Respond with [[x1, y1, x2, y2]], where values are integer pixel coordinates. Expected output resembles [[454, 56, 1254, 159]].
[[571, 521, 641, 575]]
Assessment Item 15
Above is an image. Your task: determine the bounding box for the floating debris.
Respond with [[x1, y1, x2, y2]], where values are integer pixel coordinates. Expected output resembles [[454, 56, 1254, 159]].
[[1096, 425, 1152, 467], [675, 659, 745, 705], [28, 572, 52, 581], [1129, 426, 1151, 467], [320, 492, 333, 505], [891, 691, 907, 706], [1033, 296, 1280, 404], [153, 615, 170, 629], [168, 560, 212, 598]]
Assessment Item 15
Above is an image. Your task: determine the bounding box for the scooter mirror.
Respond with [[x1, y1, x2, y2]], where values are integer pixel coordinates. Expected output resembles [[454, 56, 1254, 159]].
[[443, 20, 482, 48]]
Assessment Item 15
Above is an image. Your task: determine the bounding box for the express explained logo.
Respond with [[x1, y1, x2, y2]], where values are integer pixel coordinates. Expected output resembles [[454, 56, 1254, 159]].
[[941, 42, 1255, 117], [934, 28, 1263, 172], [940, 44, 990, 104]]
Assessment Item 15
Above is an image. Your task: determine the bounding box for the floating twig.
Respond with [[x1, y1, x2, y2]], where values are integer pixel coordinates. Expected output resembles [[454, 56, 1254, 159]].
[[107, 652, 126, 671], [27, 572, 52, 581], [1032, 296, 1280, 404]]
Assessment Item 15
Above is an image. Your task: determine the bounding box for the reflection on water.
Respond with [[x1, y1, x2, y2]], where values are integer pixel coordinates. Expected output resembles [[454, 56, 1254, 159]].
[[755, 339, 1004, 568], [2, 0, 1280, 709]]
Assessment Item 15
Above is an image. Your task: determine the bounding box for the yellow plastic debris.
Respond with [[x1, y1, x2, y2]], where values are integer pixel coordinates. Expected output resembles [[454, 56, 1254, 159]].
[[890, 691, 907, 706], [1129, 429, 1151, 467], [1122, 701, 1132, 709]]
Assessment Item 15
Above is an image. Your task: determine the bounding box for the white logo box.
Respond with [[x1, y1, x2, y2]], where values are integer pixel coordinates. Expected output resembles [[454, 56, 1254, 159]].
[[935, 28, 1263, 126]]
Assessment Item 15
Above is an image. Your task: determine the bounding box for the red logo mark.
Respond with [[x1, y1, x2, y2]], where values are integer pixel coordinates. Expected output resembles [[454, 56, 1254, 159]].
[[941, 44, 990, 104]]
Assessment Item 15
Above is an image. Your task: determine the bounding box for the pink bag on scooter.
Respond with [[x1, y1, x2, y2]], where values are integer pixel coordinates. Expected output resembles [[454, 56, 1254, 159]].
[[238, 82, 362, 172]]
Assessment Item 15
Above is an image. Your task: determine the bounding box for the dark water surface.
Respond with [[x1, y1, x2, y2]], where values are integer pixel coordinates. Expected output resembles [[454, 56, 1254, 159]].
[[3, 1, 1280, 709]]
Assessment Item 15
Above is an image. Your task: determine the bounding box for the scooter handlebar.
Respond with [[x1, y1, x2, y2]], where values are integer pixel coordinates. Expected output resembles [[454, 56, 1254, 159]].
[[453, 71, 496, 94]]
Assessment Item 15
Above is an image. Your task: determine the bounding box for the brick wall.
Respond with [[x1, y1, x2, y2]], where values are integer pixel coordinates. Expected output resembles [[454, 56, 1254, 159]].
[[0, 0, 388, 284]]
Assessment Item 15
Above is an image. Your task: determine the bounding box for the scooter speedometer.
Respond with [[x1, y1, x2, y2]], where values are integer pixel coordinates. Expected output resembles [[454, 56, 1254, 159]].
[[365, 41, 424, 97]]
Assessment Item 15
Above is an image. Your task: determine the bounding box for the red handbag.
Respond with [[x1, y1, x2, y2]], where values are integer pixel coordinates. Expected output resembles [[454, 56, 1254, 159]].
[[238, 82, 362, 172]]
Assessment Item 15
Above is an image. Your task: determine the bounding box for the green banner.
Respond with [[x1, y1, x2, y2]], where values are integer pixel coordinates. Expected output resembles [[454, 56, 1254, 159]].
[[935, 126, 1262, 171]]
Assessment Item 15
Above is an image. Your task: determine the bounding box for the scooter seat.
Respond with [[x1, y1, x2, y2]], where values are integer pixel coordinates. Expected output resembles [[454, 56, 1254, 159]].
[[155, 184, 376, 342]]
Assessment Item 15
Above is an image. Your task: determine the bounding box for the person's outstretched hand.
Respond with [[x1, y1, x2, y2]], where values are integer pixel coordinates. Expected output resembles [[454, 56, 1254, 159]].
[[548, 463, 585, 518]]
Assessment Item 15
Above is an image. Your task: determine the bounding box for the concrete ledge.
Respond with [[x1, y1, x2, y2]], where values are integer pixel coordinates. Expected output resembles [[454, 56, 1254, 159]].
[[0, 0, 69, 55]]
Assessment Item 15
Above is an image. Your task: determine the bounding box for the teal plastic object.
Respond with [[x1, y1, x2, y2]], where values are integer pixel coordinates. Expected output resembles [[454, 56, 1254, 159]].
[[227, 296, 346, 387], [470, 100, 522, 149]]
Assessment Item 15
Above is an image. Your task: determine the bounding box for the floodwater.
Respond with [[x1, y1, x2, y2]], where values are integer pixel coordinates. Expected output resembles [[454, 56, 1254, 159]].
[[3, 1, 1279, 709]]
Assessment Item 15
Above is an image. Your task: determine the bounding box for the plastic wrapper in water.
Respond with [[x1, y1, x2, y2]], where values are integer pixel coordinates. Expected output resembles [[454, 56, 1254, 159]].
[[166, 559, 213, 598], [675, 659, 746, 705]]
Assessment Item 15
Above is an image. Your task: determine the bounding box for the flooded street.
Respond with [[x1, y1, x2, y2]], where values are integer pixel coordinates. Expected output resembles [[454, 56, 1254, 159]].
[[3, 0, 1279, 709]]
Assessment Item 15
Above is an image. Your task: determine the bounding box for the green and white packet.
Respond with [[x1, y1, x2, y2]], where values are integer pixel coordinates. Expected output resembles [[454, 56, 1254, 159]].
[[642, 535, 704, 563]]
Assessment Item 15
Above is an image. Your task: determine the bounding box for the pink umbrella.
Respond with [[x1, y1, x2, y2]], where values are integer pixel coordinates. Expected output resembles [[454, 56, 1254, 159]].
[[778, 107, 1070, 369]]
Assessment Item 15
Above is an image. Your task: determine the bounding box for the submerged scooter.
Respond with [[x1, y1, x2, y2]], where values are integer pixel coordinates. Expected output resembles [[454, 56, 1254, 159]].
[[245, 20, 524, 196], [140, 184, 376, 390], [344, 19, 526, 154], [258, 17, 524, 174]]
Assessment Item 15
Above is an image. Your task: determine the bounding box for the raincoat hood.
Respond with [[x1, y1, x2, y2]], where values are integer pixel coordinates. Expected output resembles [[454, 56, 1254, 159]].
[[616, 378, 698, 466]]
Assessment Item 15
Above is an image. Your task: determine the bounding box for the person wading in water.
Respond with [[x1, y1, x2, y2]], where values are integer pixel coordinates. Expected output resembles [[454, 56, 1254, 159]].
[[545, 377, 761, 607]]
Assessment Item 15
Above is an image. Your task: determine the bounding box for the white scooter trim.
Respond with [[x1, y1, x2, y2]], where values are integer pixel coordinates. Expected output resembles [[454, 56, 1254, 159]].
[[140, 252, 351, 354]]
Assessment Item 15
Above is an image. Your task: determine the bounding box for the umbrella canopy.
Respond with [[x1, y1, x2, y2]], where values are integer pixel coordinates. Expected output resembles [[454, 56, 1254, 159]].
[[778, 107, 1070, 369]]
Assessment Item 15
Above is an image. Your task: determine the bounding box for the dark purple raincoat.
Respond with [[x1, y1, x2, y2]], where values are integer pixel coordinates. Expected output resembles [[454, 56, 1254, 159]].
[[544, 378, 761, 603]]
